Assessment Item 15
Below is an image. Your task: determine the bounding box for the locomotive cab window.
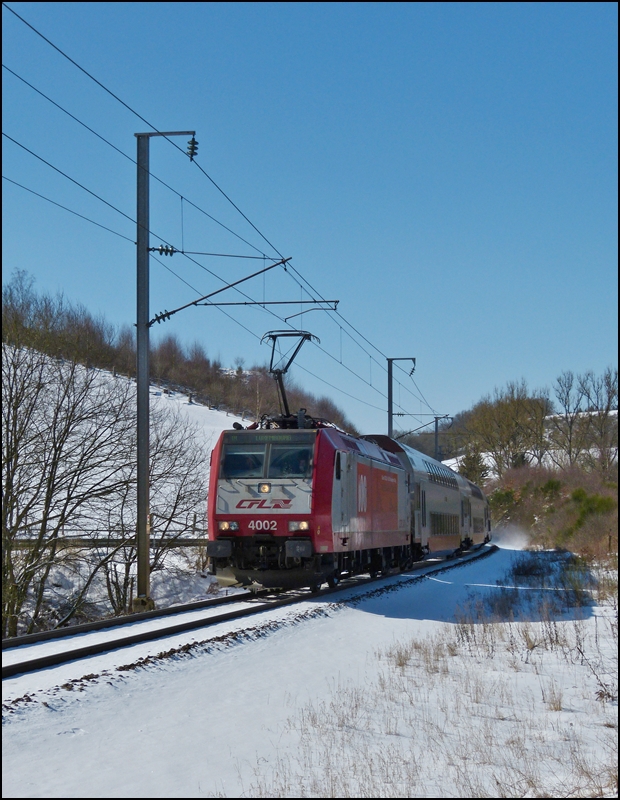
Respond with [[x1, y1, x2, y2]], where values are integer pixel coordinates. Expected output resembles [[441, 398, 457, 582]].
[[268, 445, 313, 479], [221, 444, 265, 478]]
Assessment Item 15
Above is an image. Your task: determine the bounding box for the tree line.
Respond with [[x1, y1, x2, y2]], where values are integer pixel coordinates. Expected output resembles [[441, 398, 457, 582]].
[[2, 270, 357, 432], [403, 372, 618, 483]]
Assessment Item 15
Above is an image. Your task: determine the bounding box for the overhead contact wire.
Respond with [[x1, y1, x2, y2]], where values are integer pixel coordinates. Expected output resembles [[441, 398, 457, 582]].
[[2, 175, 135, 242], [2, 5, 281, 260], [3, 1, 436, 420], [2, 63, 279, 261]]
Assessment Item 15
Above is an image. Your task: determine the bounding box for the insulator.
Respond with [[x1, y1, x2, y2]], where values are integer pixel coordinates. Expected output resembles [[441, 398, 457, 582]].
[[187, 137, 198, 160]]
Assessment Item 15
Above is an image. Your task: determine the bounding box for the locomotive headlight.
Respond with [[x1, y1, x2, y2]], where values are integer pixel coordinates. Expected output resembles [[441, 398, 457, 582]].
[[288, 521, 310, 532], [258, 482, 271, 494], [218, 521, 239, 531]]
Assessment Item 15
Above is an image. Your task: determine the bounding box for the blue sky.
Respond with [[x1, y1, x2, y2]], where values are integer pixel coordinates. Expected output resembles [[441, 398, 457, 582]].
[[2, 2, 617, 435]]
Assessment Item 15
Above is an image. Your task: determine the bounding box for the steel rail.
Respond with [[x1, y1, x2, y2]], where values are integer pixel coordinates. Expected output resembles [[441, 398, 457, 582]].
[[2, 588, 259, 650], [2, 545, 496, 679]]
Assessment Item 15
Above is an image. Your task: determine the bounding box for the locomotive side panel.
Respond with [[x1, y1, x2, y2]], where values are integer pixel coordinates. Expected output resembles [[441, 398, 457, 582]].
[[332, 449, 409, 552], [330, 450, 356, 537]]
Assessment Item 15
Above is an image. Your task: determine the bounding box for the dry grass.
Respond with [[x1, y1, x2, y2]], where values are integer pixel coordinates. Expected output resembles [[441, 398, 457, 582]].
[[221, 555, 618, 798]]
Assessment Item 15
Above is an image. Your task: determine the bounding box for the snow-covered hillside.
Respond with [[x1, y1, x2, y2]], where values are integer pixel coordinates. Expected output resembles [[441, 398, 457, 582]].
[[149, 384, 247, 449], [2, 346, 249, 628]]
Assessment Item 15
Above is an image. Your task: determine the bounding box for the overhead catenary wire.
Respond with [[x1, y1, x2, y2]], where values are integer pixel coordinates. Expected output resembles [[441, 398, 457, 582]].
[[3, 2, 438, 424], [3, 132, 275, 280], [1, 63, 280, 261], [283, 260, 436, 413], [4, 126, 408, 415], [6, 165, 410, 420], [3, 3, 282, 259], [3, 185, 418, 426], [3, 131, 136, 226], [151, 256, 385, 412], [13, 168, 367, 417], [2, 175, 135, 243], [3, 126, 421, 422]]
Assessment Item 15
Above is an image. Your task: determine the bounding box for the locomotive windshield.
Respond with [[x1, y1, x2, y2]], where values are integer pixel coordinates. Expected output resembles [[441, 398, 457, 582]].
[[220, 436, 314, 480], [220, 444, 265, 478], [268, 445, 313, 478]]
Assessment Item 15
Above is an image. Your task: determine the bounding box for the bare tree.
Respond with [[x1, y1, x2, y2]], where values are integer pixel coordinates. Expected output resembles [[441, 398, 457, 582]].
[[2, 344, 210, 633], [2, 345, 135, 635], [100, 401, 210, 615], [519, 390, 553, 466], [578, 367, 618, 473], [547, 370, 590, 468]]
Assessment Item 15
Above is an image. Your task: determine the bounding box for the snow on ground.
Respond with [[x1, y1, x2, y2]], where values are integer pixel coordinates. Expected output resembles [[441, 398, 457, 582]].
[[2, 544, 617, 799]]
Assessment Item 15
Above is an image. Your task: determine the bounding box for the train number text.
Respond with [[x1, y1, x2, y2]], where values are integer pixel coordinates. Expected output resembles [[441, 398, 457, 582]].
[[248, 519, 278, 531]]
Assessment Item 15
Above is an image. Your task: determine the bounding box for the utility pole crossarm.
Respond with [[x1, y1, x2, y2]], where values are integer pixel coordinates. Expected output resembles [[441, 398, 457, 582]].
[[149, 258, 291, 325], [134, 131, 195, 137]]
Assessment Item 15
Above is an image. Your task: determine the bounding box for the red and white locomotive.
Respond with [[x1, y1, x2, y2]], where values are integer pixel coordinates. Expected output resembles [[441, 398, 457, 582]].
[[206, 332, 491, 591], [206, 414, 492, 593]]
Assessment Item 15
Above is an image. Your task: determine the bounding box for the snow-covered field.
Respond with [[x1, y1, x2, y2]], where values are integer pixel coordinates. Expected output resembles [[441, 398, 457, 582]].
[[2, 541, 617, 799]]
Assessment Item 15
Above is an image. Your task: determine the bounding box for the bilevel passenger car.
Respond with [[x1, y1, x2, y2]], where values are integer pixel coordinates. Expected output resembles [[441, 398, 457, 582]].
[[206, 424, 492, 591]]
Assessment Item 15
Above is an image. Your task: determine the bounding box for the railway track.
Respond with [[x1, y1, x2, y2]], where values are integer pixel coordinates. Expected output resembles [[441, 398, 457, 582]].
[[2, 544, 497, 679]]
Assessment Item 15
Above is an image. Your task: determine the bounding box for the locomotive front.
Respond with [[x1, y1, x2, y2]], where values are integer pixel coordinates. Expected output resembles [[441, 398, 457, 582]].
[[206, 428, 328, 589]]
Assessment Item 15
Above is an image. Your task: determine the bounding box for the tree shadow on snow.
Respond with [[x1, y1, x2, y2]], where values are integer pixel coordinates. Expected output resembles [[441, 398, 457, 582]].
[[337, 546, 597, 624]]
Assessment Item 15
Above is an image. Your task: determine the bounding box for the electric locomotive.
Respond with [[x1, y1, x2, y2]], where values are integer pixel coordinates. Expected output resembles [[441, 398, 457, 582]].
[[206, 331, 491, 590]]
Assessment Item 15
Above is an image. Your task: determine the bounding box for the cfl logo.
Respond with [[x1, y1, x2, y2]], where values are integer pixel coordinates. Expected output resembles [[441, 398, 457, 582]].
[[358, 474, 368, 513]]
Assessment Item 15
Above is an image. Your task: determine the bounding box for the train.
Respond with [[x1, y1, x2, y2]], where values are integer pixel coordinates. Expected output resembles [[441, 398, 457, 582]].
[[206, 416, 492, 591], [206, 330, 491, 591]]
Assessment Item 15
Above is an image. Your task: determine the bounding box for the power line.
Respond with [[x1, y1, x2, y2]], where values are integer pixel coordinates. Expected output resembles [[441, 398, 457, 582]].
[[282, 260, 435, 412], [149, 257, 386, 413], [2, 3, 166, 140], [2, 3, 281, 257], [3, 131, 135, 225], [3, 134, 425, 420], [2, 63, 281, 260], [2, 1, 439, 423], [2, 175, 135, 242], [3, 162, 413, 420], [3, 132, 269, 274], [3, 128, 426, 422]]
